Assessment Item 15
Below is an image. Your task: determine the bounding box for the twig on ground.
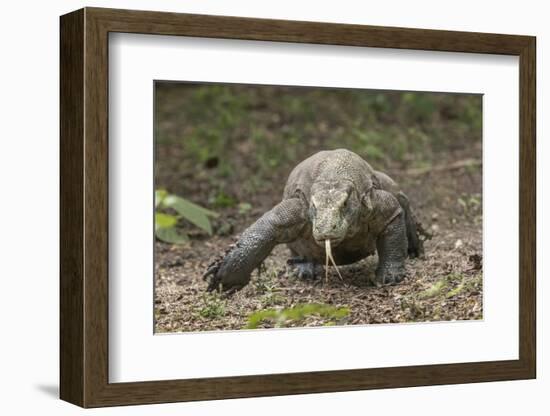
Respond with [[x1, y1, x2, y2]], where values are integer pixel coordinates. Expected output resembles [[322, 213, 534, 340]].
[[404, 159, 481, 176]]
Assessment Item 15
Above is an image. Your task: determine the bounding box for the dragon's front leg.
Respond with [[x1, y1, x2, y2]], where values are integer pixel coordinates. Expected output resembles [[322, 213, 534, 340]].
[[204, 198, 307, 292], [375, 211, 408, 285]]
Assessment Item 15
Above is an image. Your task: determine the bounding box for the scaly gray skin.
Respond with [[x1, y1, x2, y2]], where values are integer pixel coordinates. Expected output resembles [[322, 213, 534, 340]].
[[204, 149, 423, 292]]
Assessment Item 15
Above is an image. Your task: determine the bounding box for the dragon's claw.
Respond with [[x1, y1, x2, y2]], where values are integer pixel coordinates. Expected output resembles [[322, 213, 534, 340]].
[[287, 257, 321, 280]]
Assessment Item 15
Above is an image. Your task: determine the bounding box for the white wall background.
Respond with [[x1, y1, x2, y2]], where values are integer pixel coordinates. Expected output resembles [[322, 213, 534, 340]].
[[0, 0, 545, 414]]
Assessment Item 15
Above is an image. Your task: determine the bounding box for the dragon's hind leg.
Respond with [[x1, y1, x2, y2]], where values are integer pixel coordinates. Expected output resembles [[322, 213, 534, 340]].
[[373, 171, 424, 258], [287, 256, 323, 280]]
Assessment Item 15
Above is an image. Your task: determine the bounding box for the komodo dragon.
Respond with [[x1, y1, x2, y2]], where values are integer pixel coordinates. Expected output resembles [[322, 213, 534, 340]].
[[204, 149, 423, 292]]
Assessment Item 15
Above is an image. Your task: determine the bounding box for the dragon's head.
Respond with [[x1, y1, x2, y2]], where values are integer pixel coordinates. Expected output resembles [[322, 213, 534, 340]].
[[309, 180, 362, 248]]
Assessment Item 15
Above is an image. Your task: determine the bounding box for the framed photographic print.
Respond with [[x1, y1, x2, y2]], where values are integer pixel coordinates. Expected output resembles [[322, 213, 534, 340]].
[[60, 7, 536, 408]]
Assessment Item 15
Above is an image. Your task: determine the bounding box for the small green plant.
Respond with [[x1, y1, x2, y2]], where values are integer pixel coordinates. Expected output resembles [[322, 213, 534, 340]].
[[246, 303, 350, 329], [209, 190, 237, 208], [260, 292, 285, 308], [197, 293, 226, 319], [457, 193, 482, 215], [253, 272, 277, 294], [418, 278, 448, 300], [155, 189, 218, 244], [238, 202, 252, 215], [253, 272, 285, 307], [415, 272, 481, 301]]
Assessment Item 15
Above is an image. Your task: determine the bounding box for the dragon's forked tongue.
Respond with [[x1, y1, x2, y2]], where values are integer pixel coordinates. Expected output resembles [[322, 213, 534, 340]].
[[325, 239, 344, 283]]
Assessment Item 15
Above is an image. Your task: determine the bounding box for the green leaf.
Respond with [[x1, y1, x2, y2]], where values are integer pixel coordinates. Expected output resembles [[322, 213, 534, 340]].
[[164, 195, 218, 217], [163, 195, 218, 235], [245, 303, 349, 329], [155, 212, 177, 231], [155, 189, 168, 208], [155, 227, 189, 244], [238, 202, 252, 215]]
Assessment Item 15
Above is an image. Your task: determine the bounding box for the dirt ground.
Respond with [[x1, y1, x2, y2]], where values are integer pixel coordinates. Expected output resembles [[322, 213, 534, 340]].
[[154, 83, 482, 333], [154, 165, 482, 333]]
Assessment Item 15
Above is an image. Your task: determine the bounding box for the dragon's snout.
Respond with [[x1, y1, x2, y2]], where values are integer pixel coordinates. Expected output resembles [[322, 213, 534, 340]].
[[312, 214, 347, 248], [313, 235, 344, 248]]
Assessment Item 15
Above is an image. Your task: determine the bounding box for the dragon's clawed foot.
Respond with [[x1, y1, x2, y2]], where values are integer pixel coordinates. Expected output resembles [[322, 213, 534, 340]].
[[287, 257, 322, 280], [203, 260, 225, 292], [375, 262, 406, 286], [202, 248, 249, 293]]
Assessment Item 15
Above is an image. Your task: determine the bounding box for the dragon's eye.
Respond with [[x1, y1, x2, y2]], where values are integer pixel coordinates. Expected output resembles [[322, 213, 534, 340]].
[[343, 193, 351, 207]]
